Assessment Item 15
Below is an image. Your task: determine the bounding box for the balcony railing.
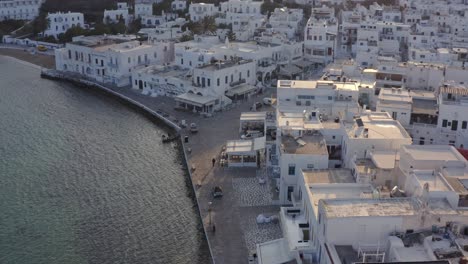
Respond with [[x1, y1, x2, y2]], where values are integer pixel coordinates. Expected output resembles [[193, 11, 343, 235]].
[[230, 78, 246, 87]]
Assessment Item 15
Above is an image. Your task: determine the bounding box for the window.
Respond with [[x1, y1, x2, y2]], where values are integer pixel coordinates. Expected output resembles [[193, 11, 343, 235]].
[[328, 96, 332, 100], [462, 121, 467, 129], [288, 164, 295, 175], [247, 70, 250, 78], [296, 101, 302, 106], [442, 119, 448, 127], [392, 112, 398, 120], [217, 78, 220, 86], [287, 186, 294, 202], [452, 120, 458, 131], [307, 164, 314, 169], [225, 76, 228, 84], [207, 78, 210, 87], [181, 58, 183, 65], [305, 100, 311, 106]]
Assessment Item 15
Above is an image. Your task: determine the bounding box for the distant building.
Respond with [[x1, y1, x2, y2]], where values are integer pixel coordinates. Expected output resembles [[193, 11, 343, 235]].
[[55, 35, 172, 87], [171, 0, 186, 11], [45, 12, 85, 38], [188, 3, 217, 22], [103, 9, 129, 25], [0, 0, 43, 21]]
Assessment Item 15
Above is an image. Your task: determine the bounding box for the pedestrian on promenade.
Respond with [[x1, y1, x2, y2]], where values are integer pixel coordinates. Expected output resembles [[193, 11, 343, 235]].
[[212, 224, 216, 234], [212, 158, 216, 167]]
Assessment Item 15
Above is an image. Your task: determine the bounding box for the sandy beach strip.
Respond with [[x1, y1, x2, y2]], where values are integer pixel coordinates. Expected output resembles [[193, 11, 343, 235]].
[[0, 48, 55, 68]]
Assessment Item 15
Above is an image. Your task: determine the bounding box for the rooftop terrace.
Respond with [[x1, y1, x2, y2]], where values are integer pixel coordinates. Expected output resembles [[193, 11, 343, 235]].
[[280, 134, 328, 155]]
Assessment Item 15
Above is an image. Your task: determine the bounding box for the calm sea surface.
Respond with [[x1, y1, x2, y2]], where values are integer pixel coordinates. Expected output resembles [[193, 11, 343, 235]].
[[0, 56, 210, 264]]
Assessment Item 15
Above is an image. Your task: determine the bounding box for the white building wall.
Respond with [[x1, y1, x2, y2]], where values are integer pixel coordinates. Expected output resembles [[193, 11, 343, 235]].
[[45, 12, 84, 37], [279, 153, 329, 204], [0, 0, 42, 21], [135, 3, 153, 18]]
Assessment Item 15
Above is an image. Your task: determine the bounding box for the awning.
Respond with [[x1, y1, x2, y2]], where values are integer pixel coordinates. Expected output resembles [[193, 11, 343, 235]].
[[226, 84, 257, 97], [256, 238, 294, 264], [226, 137, 266, 154], [240, 112, 267, 121], [412, 99, 437, 115], [279, 64, 302, 76], [175, 93, 217, 107]]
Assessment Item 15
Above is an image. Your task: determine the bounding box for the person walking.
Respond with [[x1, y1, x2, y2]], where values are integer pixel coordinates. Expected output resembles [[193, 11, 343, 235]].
[[212, 158, 216, 167]]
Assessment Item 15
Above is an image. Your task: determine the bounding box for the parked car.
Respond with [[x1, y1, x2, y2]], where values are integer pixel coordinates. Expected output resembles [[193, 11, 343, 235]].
[[241, 130, 263, 140], [251, 102, 262, 111], [212, 186, 223, 198], [263, 97, 273, 105], [37, 45, 47, 52], [190, 123, 198, 133]]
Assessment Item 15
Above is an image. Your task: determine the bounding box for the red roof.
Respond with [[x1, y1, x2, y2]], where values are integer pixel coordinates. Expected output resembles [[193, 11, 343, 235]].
[[457, 148, 468, 161]]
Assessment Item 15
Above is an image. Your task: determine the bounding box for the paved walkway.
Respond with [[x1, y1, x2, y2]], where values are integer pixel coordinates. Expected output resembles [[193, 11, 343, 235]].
[[114, 87, 282, 263]]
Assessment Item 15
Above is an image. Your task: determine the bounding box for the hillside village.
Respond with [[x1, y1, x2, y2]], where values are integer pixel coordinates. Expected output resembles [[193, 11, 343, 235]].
[[3, 0, 468, 263]]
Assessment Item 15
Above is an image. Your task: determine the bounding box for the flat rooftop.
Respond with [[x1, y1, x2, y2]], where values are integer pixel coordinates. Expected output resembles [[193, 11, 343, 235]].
[[371, 151, 399, 169], [322, 198, 418, 218], [346, 114, 411, 139], [136, 64, 187, 77], [414, 170, 452, 192], [402, 145, 463, 162], [322, 198, 457, 219], [197, 59, 253, 71], [277, 112, 324, 130], [302, 169, 355, 184], [379, 88, 412, 103], [280, 134, 328, 155], [309, 184, 373, 217]]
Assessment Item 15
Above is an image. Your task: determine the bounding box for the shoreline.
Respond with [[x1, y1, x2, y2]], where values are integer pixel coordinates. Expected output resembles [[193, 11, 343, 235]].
[[0, 47, 55, 69]]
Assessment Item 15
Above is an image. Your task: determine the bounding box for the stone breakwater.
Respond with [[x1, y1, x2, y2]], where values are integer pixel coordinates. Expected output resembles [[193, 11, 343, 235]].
[[40, 69, 215, 264]]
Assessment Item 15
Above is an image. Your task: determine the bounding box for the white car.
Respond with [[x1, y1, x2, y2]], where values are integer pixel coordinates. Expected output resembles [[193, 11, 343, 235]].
[[263, 98, 273, 105]]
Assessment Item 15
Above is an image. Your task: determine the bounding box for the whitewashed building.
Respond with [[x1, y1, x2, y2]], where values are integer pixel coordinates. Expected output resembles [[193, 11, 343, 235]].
[[376, 88, 412, 127], [267, 7, 303, 39], [171, 0, 186, 11], [45, 12, 84, 38], [0, 0, 42, 21], [55, 35, 172, 87], [103, 9, 129, 25], [189, 3, 217, 22], [304, 18, 338, 66], [258, 144, 468, 264], [175, 59, 257, 113], [135, 2, 153, 18]]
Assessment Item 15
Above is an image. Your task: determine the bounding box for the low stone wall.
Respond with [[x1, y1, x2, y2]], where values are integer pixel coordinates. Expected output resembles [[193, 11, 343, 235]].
[[40, 69, 181, 131]]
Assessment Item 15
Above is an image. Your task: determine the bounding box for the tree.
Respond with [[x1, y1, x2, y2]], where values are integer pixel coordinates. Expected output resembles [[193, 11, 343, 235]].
[[227, 30, 236, 41], [260, 0, 282, 16], [179, 33, 194, 42], [58, 25, 86, 43], [200, 16, 217, 35], [127, 17, 142, 34]]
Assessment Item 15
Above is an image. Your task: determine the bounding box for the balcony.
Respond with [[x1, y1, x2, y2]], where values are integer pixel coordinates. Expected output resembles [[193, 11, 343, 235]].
[[280, 207, 312, 252], [230, 78, 246, 87]]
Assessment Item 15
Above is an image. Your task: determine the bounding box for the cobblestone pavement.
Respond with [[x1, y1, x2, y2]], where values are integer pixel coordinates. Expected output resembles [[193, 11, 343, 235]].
[[232, 177, 273, 207], [239, 206, 283, 252]]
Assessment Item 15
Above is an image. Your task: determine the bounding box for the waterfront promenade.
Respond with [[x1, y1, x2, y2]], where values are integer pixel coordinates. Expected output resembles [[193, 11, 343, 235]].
[[40, 69, 282, 264]]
